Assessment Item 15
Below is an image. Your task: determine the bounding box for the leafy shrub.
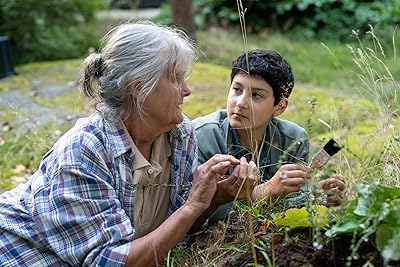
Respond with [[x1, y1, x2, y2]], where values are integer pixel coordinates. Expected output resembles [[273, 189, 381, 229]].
[[0, 0, 107, 64], [326, 182, 400, 262], [193, 0, 400, 42]]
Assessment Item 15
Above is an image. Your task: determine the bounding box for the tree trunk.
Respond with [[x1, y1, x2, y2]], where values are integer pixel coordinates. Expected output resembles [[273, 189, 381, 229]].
[[170, 0, 196, 42]]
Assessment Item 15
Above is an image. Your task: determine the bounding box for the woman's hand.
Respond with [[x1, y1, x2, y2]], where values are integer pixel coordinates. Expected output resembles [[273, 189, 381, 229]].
[[214, 157, 260, 205], [186, 154, 240, 213], [252, 163, 310, 200], [317, 174, 345, 207]]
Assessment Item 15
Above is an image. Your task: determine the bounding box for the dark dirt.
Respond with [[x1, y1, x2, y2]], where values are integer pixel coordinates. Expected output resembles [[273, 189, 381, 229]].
[[222, 229, 398, 267], [192, 218, 400, 267]]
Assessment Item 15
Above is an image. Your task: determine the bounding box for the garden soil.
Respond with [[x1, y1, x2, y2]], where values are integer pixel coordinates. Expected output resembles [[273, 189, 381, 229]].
[[192, 218, 400, 267]]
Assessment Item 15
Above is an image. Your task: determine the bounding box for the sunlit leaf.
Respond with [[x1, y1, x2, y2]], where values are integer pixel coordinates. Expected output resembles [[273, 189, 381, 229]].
[[272, 205, 330, 228]]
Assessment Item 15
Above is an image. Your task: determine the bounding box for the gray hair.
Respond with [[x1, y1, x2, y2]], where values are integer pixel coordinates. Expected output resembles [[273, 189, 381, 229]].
[[80, 21, 196, 121]]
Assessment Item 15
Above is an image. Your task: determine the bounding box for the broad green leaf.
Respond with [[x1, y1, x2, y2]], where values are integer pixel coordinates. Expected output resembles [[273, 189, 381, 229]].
[[380, 185, 400, 199], [385, 199, 400, 226], [354, 183, 378, 216], [376, 224, 400, 261], [272, 205, 330, 228], [325, 221, 360, 237]]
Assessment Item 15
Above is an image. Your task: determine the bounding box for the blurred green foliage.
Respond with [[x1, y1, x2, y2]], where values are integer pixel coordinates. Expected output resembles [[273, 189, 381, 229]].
[[0, 0, 108, 64], [193, 0, 400, 42]]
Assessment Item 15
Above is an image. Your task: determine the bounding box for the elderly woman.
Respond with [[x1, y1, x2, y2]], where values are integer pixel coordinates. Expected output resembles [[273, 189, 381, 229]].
[[0, 22, 258, 267]]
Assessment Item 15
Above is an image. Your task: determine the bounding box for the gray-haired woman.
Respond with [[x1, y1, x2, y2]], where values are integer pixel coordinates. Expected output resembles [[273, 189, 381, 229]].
[[0, 22, 259, 266]]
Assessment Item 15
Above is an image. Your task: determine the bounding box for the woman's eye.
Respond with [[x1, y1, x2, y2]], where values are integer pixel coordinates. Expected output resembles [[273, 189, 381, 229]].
[[174, 73, 185, 83]]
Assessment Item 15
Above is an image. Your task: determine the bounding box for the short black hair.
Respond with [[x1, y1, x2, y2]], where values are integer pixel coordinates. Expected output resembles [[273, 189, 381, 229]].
[[230, 49, 294, 106]]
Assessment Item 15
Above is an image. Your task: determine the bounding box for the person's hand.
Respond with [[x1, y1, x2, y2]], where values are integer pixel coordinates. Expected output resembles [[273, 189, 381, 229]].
[[186, 154, 240, 213], [317, 174, 345, 207], [252, 163, 310, 200], [214, 157, 260, 205]]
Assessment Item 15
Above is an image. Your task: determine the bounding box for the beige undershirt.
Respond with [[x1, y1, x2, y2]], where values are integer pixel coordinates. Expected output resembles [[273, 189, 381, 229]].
[[121, 122, 172, 239]]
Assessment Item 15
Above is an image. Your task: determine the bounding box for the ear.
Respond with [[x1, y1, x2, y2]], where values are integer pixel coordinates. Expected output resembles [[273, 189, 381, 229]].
[[272, 98, 288, 116]]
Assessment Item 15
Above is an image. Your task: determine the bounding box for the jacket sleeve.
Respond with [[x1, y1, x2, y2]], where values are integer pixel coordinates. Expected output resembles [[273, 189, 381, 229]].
[[194, 124, 227, 165]]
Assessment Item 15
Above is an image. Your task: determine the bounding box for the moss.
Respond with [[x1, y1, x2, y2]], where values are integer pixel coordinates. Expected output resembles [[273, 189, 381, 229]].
[[0, 122, 72, 192], [184, 62, 230, 118], [33, 89, 87, 113], [310, 117, 400, 188], [0, 109, 17, 122], [281, 85, 382, 138], [0, 59, 82, 93], [0, 75, 33, 92]]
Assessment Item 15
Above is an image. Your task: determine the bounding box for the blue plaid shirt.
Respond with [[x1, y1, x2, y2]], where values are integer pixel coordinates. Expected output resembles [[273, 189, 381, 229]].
[[0, 112, 197, 266]]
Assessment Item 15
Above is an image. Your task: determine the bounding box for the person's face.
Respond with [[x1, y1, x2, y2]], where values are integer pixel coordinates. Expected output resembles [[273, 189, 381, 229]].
[[227, 73, 286, 135], [142, 71, 191, 132]]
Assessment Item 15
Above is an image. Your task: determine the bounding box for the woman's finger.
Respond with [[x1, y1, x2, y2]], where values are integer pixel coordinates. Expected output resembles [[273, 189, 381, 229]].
[[209, 161, 233, 177], [208, 154, 240, 166]]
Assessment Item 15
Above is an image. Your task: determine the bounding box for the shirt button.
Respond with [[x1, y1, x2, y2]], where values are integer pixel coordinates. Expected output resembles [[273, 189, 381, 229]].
[[147, 168, 154, 175]]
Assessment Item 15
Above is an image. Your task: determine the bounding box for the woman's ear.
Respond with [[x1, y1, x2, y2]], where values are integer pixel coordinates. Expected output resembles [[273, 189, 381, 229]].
[[273, 98, 288, 116]]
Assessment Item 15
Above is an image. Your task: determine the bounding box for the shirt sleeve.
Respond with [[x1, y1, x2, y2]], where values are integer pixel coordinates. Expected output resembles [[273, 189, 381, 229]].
[[180, 121, 198, 202], [31, 163, 134, 267], [30, 126, 135, 267]]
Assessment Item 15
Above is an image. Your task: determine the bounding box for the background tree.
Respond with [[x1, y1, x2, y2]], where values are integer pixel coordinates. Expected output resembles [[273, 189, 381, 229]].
[[170, 0, 196, 41], [0, 0, 105, 64]]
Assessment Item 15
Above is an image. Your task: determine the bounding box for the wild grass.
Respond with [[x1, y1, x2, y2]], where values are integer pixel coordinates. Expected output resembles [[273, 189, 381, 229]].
[[173, 6, 400, 267], [0, 11, 399, 266]]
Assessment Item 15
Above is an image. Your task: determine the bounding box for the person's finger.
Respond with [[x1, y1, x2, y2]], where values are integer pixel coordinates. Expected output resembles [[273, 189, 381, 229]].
[[331, 173, 344, 182], [208, 154, 240, 166], [221, 164, 240, 184], [332, 180, 345, 191], [324, 187, 342, 196], [279, 170, 308, 181], [281, 163, 309, 172], [326, 195, 342, 206], [210, 161, 233, 176], [281, 177, 307, 187], [322, 177, 345, 191], [235, 157, 249, 187], [283, 185, 302, 194], [248, 161, 260, 185]]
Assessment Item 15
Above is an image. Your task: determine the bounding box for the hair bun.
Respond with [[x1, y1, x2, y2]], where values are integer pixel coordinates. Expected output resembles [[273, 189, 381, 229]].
[[94, 54, 104, 78]]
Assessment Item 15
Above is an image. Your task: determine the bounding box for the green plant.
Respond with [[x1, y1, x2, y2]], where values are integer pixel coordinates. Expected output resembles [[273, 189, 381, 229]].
[[272, 205, 331, 228], [0, 122, 72, 193], [0, 0, 107, 64], [193, 0, 400, 42], [326, 182, 400, 263]]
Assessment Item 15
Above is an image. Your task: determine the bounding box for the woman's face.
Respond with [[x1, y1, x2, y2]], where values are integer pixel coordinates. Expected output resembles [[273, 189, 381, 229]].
[[143, 72, 191, 132], [227, 73, 283, 136]]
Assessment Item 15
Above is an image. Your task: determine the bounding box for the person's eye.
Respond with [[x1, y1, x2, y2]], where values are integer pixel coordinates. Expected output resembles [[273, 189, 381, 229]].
[[174, 73, 185, 83], [252, 92, 263, 99], [232, 87, 241, 93]]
